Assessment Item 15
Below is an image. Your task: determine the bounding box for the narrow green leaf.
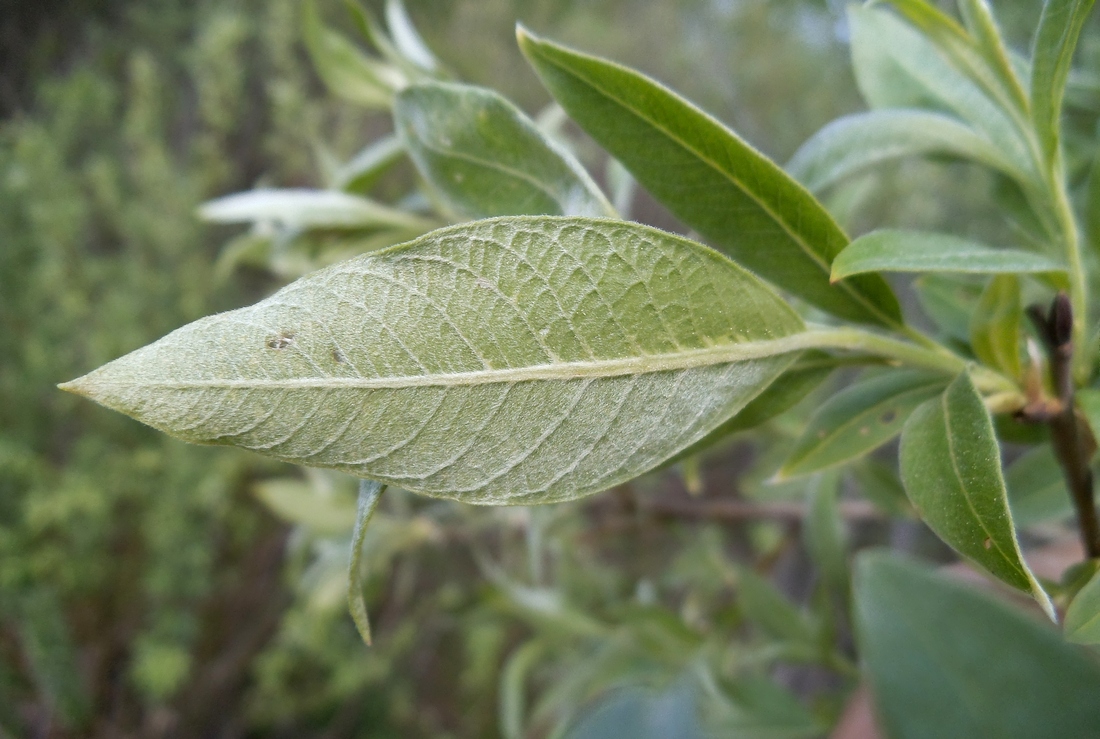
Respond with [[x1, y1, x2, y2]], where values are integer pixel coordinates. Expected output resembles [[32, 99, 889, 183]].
[[849, 5, 1035, 182], [385, 0, 440, 73], [500, 641, 546, 739], [518, 27, 902, 327], [61, 217, 804, 504], [1031, 0, 1097, 163], [199, 189, 438, 232], [788, 109, 1026, 192], [957, 0, 1030, 106], [856, 552, 1100, 739], [804, 472, 849, 596], [1065, 567, 1100, 643], [667, 351, 836, 464], [1075, 388, 1100, 450], [969, 275, 1022, 379], [831, 229, 1064, 280], [899, 373, 1053, 615], [780, 370, 946, 479], [737, 567, 817, 646], [1005, 445, 1073, 526], [302, 0, 403, 108], [334, 134, 405, 193], [394, 82, 615, 218], [348, 479, 385, 645]]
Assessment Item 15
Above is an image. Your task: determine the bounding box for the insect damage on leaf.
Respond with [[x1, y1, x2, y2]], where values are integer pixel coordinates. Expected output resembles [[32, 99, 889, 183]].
[[61, 216, 804, 505]]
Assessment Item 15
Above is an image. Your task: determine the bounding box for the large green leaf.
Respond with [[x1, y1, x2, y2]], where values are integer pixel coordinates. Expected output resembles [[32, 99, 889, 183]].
[[899, 373, 1053, 614], [1031, 0, 1098, 163], [394, 82, 614, 218], [788, 109, 1026, 192], [969, 275, 1022, 380], [780, 369, 945, 478], [61, 217, 803, 504], [518, 28, 901, 327], [848, 5, 1036, 183], [855, 553, 1100, 739], [831, 229, 1064, 280]]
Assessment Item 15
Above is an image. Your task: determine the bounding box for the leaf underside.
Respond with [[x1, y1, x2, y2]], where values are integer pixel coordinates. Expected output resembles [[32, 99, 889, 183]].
[[63, 217, 803, 505]]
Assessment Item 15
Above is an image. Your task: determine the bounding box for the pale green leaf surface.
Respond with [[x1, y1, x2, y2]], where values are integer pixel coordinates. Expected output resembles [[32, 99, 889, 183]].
[[348, 479, 384, 645], [518, 27, 902, 327], [1065, 566, 1100, 644], [780, 370, 946, 478], [849, 6, 1035, 182], [856, 552, 1100, 739], [62, 217, 803, 504], [831, 229, 1064, 280], [302, 0, 403, 108], [394, 82, 615, 218], [334, 134, 405, 193], [969, 274, 1022, 379], [899, 373, 1053, 615], [1076, 388, 1100, 448], [1005, 445, 1072, 526], [253, 478, 357, 534], [788, 109, 1025, 192], [199, 189, 437, 232], [1031, 0, 1097, 162], [385, 0, 440, 73]]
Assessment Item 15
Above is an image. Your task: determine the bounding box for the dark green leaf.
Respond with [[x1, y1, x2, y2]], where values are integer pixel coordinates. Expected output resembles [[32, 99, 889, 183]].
[[899, 373, 1053, 614], [1031, 0, 1098, 163], [856, 552, 1100, 739], [780, 370, 946, 479], [832, 230, 1064, 280], [788, 110, 1025, 192], [394, 82, 614, 218], [969, 275, 1022, 379], [518, 27, 902, 327]]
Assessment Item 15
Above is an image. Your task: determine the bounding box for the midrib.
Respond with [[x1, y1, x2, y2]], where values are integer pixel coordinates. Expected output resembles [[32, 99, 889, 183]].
[[94, 334, 817, 390]]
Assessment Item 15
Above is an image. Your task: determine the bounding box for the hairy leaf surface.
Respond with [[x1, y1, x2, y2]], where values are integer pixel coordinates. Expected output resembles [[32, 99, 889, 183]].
[[62, 217, 803, 504], [394, 82, 614, 218], [518, 27, 902, 327]]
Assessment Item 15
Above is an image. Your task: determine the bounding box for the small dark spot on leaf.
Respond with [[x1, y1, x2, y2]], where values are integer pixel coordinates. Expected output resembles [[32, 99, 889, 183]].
[[983, 537, 992, 550], [881, 409, 898, 424], [333, 348, 347, 364], [267, 333, 295, 350]]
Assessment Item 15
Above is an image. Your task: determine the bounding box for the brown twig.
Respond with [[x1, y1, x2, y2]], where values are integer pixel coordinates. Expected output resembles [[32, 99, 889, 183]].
[[1026, 293, 1100, 558]]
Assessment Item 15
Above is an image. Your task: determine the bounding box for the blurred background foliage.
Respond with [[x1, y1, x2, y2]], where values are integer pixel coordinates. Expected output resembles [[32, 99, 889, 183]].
[[0, 0, 1091, 737]]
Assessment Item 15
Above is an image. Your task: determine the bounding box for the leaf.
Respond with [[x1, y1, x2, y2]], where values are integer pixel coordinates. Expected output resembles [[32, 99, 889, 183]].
[[348, 479, 385, 645], [899, 372, 1054, 615], [831, 229, 1064, 280], [969, 275, 1022, 379], [1005, 444, 1073, 527], [1076, 387, 1100, 451], [736, 567, 818, 646], [804, 472, 849, 596], [913, 274, 982, 342], [855, 552, 1100, 739], [1031, 0, 1098, 163], [848, 5, 1035, 182], [780, 370, 946, 479], [851, 459, 914, 517], [564, 684, 703, 739], [302, 0, 403, 108], [253, 478, 357, 534], [517, 27, 902, 327], [384, 0, 440, 73], [199, 189, 439, 232], [666, 351, 836, 465], [787, 109, 1026, 192], [334, 134, 405, 193], [394, 82, 615, 218], [1065, 567, 1100, 644], [61, 217, 804, 504]]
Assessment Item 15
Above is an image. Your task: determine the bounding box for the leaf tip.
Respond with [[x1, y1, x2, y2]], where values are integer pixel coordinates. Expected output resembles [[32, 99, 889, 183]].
[[57, 376, 92, 399]]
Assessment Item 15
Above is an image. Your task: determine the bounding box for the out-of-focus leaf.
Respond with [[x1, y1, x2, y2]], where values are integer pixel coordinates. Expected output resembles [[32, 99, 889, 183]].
[[899, 373, 1054, 616], [302, 0, 403, 108], [913, 274, 982, 342], [804, 472, 849, 596], [15, 589, 90, 728], [394, 82, 614, 218], [855, 552, 1100, 739], [199, 189, 438, 231], [780, 370, 946, 479], [1031, 0, 1098, 163], [1065, 567, 1100, 644], [518, 27, 902, 327], [385, 0, 440, 73], [736, 567, 817, 646], [1005, 444, 1073, 527], [831, 230, 1064, 281], [500, 641, 546, 739], [788, 109, 1026, 192], [667, 351, 836, 465], [848, 5, 1034, 182], [851, 459, 914, 517], [970, 275, 1022, 379], [252, 478, 357, 534], [63, 217, 804, 504], [709, 676, 824, 739], [347, 479, 385, 645], [565, 684, 703, 739], [1076, 388, 1100, 447], [334, 134, 405, 193]]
